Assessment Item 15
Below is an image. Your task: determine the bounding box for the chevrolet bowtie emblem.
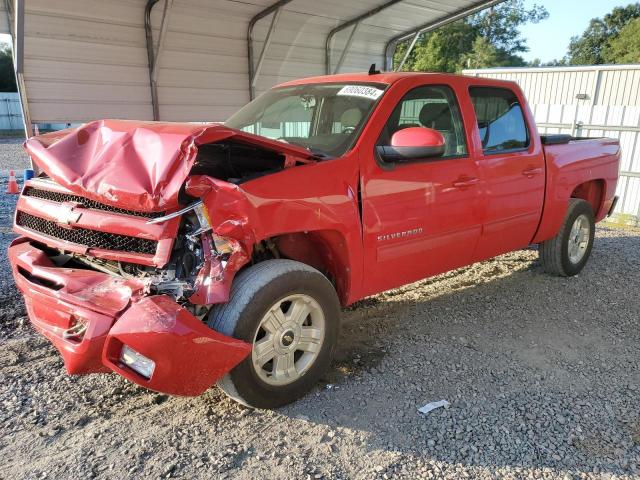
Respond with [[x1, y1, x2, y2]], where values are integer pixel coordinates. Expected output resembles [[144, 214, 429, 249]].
[[55, 202, 83, 226]]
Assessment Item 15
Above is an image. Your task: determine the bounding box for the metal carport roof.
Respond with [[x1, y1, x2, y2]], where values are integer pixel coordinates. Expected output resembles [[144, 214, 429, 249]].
[[2, 0, 504, 136]]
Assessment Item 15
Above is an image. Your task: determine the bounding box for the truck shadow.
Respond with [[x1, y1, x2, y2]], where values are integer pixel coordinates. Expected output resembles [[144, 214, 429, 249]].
[[277, 229, 640, 476]]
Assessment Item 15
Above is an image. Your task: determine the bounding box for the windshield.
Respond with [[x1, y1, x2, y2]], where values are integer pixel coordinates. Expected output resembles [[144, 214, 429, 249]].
[[225, 83, 387, 158]]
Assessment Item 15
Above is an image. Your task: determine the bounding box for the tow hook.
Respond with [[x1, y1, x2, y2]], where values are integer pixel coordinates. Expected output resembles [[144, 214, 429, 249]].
[[62, 322, 88, 342]]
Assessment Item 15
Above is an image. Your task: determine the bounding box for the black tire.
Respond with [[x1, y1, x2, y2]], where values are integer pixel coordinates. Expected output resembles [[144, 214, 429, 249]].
[[539, 199, 595, 277], [208, 259, 340, 409]]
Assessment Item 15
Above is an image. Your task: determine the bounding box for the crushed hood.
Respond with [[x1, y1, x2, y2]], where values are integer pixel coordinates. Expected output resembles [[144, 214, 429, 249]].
[[24, 119, 315, 211]]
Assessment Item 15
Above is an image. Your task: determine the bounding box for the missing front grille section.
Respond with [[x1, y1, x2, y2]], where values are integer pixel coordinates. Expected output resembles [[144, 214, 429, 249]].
[[17, 266, 63, 290], [16, 211, 158, 255], [23, 187, 166, 219]]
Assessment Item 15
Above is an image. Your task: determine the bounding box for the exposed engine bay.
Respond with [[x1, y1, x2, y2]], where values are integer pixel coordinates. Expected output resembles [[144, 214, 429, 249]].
[[32, 197, 277, 321], [33, 208, 218, 317], [190, 140, 287, 184]]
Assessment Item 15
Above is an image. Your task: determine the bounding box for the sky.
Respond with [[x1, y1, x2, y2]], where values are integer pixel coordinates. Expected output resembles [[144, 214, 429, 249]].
[[519, 0, 633, 62]]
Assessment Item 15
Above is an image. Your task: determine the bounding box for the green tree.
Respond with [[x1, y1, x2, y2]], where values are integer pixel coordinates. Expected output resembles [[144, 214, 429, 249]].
[[468, 0, 548, 55], [542, 58, 568, 67], [392, 0, 547, 73], [411, 22, 477, 72], [567, 19, 606, 64], [604, 17, 640, 63], [567, 3, 640, 65], [462, 37, 502, 69], [462, 37, 528, 70], [0, 45, 17, 93]]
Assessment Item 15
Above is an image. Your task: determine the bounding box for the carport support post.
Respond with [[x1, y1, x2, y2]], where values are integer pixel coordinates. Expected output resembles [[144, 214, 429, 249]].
[[10, 0, 33, 140], [248, 0, 293, 101], [145, 0, 173, 121], [145, 0, 160, 120], [250, 6, 282, 100]]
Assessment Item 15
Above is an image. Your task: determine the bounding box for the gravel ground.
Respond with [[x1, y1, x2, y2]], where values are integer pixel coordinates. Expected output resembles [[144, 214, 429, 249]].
[[0, 157, 639, 478], [0, 137, 31, 172]]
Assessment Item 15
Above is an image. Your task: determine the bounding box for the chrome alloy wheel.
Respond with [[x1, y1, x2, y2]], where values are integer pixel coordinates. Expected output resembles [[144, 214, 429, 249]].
[[568, 213, 591, 264], [251, 294, 325, 386]]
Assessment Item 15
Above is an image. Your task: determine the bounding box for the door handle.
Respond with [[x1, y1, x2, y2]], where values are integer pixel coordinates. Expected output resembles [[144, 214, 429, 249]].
[[452, 177, 479, 188], [522, 167, 543, 177]]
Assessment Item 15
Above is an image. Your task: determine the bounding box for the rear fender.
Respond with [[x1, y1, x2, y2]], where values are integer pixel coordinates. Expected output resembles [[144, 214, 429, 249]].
[[571, 180, 605, 220]]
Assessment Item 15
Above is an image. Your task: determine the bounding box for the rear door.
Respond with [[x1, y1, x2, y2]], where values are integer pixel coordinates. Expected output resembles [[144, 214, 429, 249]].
[[468, 86, 546, 260], [360, 82, 484, 296]]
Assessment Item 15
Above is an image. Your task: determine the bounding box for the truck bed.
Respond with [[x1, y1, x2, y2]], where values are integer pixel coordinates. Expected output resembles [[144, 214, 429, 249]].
[[533, 136, 620, 244]]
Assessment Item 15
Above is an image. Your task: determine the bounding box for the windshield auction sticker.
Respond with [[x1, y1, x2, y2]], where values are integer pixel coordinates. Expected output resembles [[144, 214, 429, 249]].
[[337, 85, 384, 100]]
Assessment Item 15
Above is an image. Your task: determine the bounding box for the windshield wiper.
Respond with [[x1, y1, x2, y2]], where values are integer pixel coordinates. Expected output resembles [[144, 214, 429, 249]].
[[306, 147, 331, 159], [275, 138, 332, 159]]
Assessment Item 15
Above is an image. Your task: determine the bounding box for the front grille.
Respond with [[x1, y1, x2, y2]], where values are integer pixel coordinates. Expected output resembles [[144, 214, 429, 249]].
[[23, 187, 165, 219], [16, 211, 157, 255]]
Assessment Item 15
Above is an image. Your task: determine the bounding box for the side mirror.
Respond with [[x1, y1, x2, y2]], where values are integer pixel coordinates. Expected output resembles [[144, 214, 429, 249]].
[[377, 127, 445, 163]]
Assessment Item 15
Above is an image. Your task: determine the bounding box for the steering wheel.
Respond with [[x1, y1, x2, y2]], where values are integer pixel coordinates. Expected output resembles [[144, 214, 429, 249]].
[[342, 127, 356, 134]]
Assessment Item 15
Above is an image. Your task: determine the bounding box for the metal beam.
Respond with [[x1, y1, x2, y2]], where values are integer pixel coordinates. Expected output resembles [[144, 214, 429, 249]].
[[384, 0, 506, 71], [395, 31, 419, 72], [536, 122, 640, 133], [325, 0, 404, 74], [333, 22, 359, 74], [251, 7, 282, 90], [248, 0, 293, 100], [144, 0, 161, 120]]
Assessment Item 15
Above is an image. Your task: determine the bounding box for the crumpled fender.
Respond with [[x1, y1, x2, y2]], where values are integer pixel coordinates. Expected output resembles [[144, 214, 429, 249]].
[[103, 295, 251, 396], [24, 119, 315, 212], [185, 175, 258, 305]]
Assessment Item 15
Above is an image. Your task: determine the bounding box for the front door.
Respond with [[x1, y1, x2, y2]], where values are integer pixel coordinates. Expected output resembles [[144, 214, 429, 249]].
[[360, 83, 484, 296]]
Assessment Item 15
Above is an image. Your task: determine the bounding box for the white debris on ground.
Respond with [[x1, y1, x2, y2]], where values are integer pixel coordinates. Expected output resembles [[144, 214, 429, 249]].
[[418, 400, 450, 415]]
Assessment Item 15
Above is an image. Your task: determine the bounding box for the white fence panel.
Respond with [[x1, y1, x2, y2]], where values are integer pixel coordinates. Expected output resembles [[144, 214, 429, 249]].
[[0, 93, 23, 131], [534, 102, 640, 219]]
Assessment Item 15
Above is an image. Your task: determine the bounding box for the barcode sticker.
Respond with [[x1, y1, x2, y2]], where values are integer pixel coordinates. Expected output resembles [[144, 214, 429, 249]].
[[337, 85, 384, 100]]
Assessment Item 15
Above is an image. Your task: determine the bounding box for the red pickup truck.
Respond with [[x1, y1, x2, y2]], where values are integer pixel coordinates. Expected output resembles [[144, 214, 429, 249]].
[[9, 72, 619, 408]]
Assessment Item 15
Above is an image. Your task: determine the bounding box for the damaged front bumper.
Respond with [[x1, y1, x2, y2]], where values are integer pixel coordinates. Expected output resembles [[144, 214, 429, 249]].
[[8, 238, 251, 396]]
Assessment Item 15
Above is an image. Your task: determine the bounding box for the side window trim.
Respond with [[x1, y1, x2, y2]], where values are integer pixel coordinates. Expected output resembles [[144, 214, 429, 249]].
[[375, 84, 470, 166], [469, 86, 531, 156]]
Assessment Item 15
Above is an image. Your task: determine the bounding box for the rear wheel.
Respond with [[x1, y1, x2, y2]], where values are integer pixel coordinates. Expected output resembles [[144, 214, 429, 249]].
[[539, 199, 595, 276], [208, 260, 340, 408]]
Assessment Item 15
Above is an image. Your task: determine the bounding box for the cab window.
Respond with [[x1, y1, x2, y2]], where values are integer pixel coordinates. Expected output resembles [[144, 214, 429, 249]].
[[469, 87, 530, 153], [377, 85, 468, 159]]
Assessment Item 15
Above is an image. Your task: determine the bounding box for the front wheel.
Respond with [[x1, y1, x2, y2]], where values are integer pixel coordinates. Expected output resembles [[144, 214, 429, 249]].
[[539, 198, 595, 277], [208, 260, 340, 408]]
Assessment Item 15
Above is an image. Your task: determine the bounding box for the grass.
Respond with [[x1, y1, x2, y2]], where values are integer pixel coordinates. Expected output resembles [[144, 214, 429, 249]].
[[602, 213, 639, 230]]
